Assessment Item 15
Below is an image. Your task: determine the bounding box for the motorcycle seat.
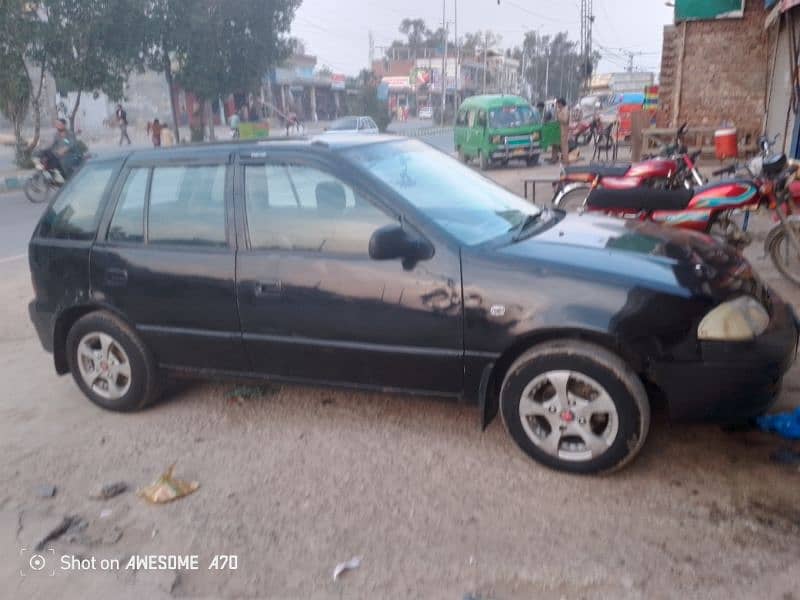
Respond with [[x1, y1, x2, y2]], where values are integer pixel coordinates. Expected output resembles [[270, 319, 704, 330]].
[[586, 187, 695, 212], [564, 163, 631, 178]]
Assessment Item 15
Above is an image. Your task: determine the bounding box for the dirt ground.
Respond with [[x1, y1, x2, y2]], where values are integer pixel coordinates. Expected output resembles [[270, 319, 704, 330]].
[[1, 161, 799, 600]]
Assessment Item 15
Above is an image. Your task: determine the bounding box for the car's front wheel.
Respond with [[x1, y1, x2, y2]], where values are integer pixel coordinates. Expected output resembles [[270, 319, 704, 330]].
[[66, 311, 160, 412], [500, 340, 650, 474]]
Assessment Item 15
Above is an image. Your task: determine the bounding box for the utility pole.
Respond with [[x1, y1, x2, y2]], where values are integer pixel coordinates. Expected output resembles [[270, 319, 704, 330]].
[[544, 47, 550, 99], [580, 0, 594, 94], [454, 0, 459, 110], [368, 31, 374, 70], [482, 31, 488, 93], [441, 0, 448, 126]]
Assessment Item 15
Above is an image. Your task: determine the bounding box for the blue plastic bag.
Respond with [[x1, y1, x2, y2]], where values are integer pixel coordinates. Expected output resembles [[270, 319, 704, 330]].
[[757, 408, 800, 440]]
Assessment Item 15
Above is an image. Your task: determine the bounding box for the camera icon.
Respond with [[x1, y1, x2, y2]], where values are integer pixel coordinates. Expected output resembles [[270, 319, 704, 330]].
[[20, 547, 55, 577]]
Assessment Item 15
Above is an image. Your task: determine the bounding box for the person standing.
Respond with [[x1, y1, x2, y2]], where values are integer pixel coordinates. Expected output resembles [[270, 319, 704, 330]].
[[160, 123, 175, 147], [557, 98, 570, 165], [116, 104, 131, 146]]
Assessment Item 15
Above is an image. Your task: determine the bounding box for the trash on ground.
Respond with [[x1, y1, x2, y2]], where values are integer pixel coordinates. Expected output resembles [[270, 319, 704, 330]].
[[137, 464, 199, 504], [225, 384, 280, 405], [99, 509, 113, 519], [770, 447, 800, 466], [757, 408, 800, 440], [332, 556, 361, 581], [34, 484, 57, 498], [89, 481, 128, 500]]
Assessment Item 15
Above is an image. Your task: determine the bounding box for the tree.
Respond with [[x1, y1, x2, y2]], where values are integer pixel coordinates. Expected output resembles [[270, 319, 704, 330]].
[[0, 52, 31, 165], [174, 0, 300, 140], [515, 30, 595, 104], [0, 0, 49, 165], [399, 18, 428, 58], [43, 0, 144, 131]]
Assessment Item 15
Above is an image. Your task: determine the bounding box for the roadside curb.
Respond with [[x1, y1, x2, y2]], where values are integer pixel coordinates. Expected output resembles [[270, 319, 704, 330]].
[[390, 126, 453, 138], [0, 175, 25, 195]]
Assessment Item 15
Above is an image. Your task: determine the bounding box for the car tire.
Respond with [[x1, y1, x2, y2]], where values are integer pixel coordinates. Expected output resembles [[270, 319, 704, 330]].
[[66, 311, 161, 412], [500, 340, 650, 474], [457, 147, 467, 163], [526, 154, 540, 167], [479, 151, 489, 171]]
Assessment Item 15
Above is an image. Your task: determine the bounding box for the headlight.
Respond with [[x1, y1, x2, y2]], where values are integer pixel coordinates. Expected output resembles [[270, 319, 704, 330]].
[[531, 132, 540, 141], [697, 296, 769, 341], [491, 135, 502, 144]]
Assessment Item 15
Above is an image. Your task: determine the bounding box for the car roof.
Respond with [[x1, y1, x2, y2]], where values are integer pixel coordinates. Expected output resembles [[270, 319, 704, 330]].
[[92, 135, 403, 163], [459, 94, 530, 110]]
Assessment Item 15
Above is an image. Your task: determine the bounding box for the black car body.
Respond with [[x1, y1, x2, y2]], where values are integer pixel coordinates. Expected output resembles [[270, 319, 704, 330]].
[[28, 136, 798, 473]]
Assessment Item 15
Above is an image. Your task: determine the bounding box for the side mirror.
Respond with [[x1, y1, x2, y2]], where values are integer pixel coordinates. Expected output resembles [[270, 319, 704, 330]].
[[369, 224, 433, 264]]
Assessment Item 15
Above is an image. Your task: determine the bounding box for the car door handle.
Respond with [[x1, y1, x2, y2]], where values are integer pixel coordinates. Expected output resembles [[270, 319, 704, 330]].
[[254, 279, 282, 297], [104, 267, 128, 287]]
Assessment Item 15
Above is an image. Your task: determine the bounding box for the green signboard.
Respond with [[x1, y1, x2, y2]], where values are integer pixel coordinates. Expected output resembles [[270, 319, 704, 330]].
[[675, 0, 744, 20]]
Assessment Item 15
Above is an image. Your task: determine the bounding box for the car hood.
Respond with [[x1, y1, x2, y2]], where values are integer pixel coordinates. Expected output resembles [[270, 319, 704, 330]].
[[498, 212, 760, 301]]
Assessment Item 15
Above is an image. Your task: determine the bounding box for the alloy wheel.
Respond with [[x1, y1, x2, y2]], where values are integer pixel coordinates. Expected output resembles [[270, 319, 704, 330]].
[[76, 331, 132, 400], [518, 370, 619, 462]]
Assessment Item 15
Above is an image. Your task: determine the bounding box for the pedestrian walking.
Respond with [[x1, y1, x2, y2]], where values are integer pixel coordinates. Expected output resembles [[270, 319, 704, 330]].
[[557, 98, 571, 165], [147, 119, 162, 147], [116, 104, 131, 145]]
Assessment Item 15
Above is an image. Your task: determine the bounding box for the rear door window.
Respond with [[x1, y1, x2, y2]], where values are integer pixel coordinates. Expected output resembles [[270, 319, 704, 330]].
[[38, 162, 116, 240], [147, 165, 227, 247], [108, 168, 148, 243]]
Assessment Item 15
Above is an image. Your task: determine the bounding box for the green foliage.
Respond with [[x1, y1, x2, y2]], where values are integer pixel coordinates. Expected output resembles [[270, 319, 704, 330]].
[[0, 51, 32, 167], [175, 0, 301, 101], [347, 83, 390, 133], [518, 31, 597, 104], [43, 0, 144, 102]]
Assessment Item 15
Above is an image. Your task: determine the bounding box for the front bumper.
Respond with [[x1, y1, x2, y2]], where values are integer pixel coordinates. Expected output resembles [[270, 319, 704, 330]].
[[650, 294, 799, 423], [490, 142, 540, 161], [29, 299, 54, 353]]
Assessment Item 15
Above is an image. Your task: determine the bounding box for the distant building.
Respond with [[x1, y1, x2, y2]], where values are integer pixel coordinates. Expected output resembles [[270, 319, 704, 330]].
[[266, 54, 346, 122]]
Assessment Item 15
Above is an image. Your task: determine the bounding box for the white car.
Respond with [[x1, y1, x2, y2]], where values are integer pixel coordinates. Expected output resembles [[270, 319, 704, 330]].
[[418, 106, 433, 119], [324, 116, 379, 135]]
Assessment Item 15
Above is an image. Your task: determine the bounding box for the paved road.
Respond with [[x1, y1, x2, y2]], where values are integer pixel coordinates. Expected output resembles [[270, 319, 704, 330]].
[[0, 190, 44, 262]]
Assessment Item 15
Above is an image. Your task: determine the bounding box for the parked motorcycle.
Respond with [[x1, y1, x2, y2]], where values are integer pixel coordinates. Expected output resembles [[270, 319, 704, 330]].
[[553, 123, 705, 210], [569, 153, 800, 284]]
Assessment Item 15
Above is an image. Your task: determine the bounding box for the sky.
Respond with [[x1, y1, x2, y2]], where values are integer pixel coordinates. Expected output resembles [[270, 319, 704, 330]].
[[290, 0, 675, 78]]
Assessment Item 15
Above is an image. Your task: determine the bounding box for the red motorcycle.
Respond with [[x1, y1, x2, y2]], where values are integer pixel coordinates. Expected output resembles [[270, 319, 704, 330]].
[[553, 124, 705, 210], [570, 153, 800, 284]]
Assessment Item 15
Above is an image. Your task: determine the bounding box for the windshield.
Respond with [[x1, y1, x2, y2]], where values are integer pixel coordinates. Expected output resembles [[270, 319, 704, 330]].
[[488, 105, 538, 129], [329, 117, 358, 131], [344, 139, 542, 245]]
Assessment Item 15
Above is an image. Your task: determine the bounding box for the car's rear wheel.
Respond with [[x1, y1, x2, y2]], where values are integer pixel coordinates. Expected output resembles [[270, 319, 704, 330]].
[[66, 311, 160, 412], [500, 340, 650, 474]]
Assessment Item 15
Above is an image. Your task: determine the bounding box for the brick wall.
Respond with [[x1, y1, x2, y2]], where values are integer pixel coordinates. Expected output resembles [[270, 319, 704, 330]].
[[656, 2, 770, 133]]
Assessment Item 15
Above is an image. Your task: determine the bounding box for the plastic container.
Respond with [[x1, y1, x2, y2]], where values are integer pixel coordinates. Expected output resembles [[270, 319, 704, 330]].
[[714, 128, 738, 160]]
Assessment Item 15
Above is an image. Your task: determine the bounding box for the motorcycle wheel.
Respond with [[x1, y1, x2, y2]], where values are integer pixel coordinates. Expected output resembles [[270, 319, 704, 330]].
[[554, 185, 592, 212], [768, 221, 800, 286], [24, 172, 52, 204]]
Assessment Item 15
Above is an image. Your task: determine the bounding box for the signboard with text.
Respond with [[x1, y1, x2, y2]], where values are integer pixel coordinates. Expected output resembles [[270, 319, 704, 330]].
[[676, 0, 744, 20]]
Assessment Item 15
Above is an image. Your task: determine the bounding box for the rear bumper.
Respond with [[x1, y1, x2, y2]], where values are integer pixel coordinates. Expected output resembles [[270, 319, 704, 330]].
[[650, 295, 798, 423], [28, 299, 54, 353]]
